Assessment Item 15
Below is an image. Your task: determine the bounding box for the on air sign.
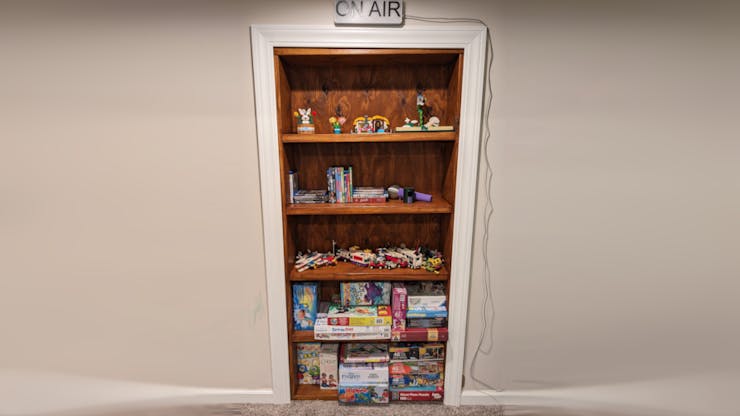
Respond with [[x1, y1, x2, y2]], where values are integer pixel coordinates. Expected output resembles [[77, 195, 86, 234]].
[[334, 0, 404, 25]]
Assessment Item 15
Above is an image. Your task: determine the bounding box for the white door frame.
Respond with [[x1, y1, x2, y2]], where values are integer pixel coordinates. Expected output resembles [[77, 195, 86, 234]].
[[250, 24, 487, 405]]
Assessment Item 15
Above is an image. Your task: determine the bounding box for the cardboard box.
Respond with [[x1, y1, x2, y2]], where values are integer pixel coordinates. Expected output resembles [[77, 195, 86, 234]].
[[339, 362, 389, 385], [296, 343, 320, 385], [338, 384, 389, 404], [320, 344, 338, 390], [390, 389, 444, 401]]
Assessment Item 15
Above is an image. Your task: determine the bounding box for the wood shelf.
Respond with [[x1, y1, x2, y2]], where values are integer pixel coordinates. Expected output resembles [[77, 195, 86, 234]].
[[287, 195, 452, 216], [292, 330, 391, 343], [290, 262, 449, 281], [282, 132, 456, 143], [293, 384, 338, 401]]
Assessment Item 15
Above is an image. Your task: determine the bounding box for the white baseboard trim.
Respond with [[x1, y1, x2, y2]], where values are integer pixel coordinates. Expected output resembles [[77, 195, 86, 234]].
[[460, 389, 503, 406]]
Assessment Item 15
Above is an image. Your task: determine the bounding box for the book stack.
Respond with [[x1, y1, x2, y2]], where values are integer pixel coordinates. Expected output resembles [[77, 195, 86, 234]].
[[389, 343, 445, 401], [327, 166, 353, 203], [338, 343, 390, 404], [351, 187, 388, 203], [293, 189, 329, 204], [314, 304, 391, 340]]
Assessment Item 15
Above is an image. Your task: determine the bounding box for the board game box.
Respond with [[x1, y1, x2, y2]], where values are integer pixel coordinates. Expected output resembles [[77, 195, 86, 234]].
[[390, 389, 444, 401], [338, 384, 389, 404], [389, 343, 445, 362], [341, 343, 389, 363], [390, 372, 444, 391], [296, 342, 320, 385], [327, 304, 390, 318], [391, 328, 448, 342], [406, 317, 448, 328], [292, 282, 318, 330], [320, 343, 339, 390], [389, 360, 445, 375], [340, 282, 391, 306], [339, 362, 389, 385]]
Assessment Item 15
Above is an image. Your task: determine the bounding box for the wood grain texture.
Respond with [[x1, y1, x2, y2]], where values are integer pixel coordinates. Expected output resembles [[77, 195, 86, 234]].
[[281, 57, 458, 134], [285, 142, 449, 195], [286, 194, 452, 216], [289, 262, 450, 281], [282, 132, 456, 143], [288, 214, 444, 253]]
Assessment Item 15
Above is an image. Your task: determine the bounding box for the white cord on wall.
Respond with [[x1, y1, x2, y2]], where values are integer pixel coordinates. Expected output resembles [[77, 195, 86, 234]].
[[407, 15, 503, 399]]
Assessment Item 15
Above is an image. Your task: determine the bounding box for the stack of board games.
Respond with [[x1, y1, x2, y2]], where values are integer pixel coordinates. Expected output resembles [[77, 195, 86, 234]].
[[351, 187, 388, 203], [314, 304, 391, 340], [338, 343, 390, 404], [296, 343, 321, 385], [389, 343, 445, 401], [390, 282, 449, 342]]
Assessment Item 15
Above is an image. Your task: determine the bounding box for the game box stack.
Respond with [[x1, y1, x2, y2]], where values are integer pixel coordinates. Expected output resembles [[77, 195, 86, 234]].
[[390, 282, 449, 342], [389, 343, 445, 401], [314, 282, 392, 340], [338, 343, 390, 404]]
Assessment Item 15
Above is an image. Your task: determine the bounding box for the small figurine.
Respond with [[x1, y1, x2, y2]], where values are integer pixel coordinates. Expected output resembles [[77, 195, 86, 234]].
[[295, 108, 315, 134], [424, 116, 440, 129], [403, 118, 418, 127], [329, 116, 346, 134], [416, 91, 426, 125], [352, 115, 373, 133], [371, 115, 390, 133]]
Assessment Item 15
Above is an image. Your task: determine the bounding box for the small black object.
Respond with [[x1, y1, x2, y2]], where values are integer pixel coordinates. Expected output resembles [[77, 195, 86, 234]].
[[404, 187, 415, 204]]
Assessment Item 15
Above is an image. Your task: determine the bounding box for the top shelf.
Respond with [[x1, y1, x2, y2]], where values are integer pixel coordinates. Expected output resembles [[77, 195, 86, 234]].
[[282, 132, 456, 144]]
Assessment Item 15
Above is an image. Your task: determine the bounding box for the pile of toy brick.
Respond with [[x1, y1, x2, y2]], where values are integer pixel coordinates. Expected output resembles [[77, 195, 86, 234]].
[[294, 245, 444, 273]]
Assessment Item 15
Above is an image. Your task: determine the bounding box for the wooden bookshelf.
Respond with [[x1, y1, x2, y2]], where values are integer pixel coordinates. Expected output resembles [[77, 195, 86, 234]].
[[289, 262, 449, 281], [286, 195, 452, 216], [292, 330, 391, 343], [275, 47, 463, 400], [294, 384, 338, 401], [282, 132, 456, 143]]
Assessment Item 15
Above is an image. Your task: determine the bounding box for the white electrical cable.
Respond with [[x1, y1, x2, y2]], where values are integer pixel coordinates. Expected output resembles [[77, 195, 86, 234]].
[[407, 15, 503, 400]]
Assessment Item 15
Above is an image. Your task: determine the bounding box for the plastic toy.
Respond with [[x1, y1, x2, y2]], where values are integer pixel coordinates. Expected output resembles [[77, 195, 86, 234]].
[[295, 108, 315, 134]]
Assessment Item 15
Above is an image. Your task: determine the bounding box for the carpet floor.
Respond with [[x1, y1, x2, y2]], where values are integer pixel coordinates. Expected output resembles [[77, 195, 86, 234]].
[[88, 402, 504, 416]]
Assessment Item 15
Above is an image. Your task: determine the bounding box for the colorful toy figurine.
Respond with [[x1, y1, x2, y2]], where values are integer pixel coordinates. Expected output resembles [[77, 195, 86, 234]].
[[416, 91, 426, 125], [295, 108, 316, 134], [352, 115, 390, 134], [329, 116, 346, 134]]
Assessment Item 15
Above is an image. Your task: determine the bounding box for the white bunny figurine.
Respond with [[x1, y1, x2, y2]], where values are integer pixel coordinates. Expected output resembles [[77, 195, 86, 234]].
[[298, 108, 311, 124]]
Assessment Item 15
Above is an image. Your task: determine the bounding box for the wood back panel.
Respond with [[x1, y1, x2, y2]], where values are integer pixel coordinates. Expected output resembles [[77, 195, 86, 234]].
[[285, 142, 448, 195], [282, 62, 457, 134], [288, 214, 445, 253]]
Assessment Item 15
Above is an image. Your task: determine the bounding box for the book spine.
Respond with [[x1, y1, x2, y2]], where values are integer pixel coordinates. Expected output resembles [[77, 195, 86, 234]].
[[348, 166, 353, 202]]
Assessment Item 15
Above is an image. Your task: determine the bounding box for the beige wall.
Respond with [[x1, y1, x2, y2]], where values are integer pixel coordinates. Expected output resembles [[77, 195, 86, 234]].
[[1, 1, 738, 414]]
